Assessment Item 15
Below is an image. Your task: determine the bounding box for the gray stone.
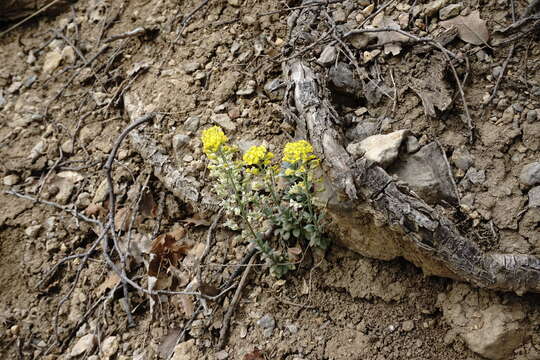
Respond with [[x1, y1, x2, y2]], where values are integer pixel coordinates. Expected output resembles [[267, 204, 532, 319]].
[[25, 225, 41, 238], [3, 174, 20, 186], [184, 116, 200, 133], [389, 142, 459, 205], [264, 78, 285, 101], [424, 0, 447, 17], [101, 336, 119, 359], [451, 147, 474, 170], [492, 66, 503, 79], [23, 74, 37, 88], [257, 314, 276, 330], [464, 167, 486, 185], [215, 350, 229, 360], [211, 114, 236, 131], [528, 186, 540, 208], [333, 8, 347, 23], [317, 46, 337, 66], [329, 62, 359, 96], [183, 62, 200, 74], [0, 93, 5, 109], [439, 3, 463, 20], [236, 80, 256, 96], [346, 121, 378, 141], [349, 33, 373, 50], [526, 109, 537, 123], [349, 130, 409, 167], [173, 133, 190, 152], [520, 162, 540, 186]]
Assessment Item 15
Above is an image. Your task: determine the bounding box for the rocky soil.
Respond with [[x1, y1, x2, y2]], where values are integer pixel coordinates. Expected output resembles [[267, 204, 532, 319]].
[[0, 0, 539, 359]]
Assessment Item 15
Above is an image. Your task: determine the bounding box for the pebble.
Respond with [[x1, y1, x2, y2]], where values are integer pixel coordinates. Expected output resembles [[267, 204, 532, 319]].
[[285, 323, 298, 334], [451, 148, 473, 170], [25, 225, 42, 238], [333, 8, 347, 23], [402, 320, 415, 332], [184, 116, 200, 133], [405, 136, 420, 153], [70, 334, 97, 357], [43, 49, 63, 73], [215, 350, 229, 360], [211, 113, 236, 131], [526, 109, 537, 123], [464, 167, 486, 185], [439, 3, 463, 20], [529, 186, 540, 208], [236, 80, 256, 96], [424, 0, 447, 17], [257, 314, 276, 330], [362, 4, 374, 16], [349, 33, 371, 50], [183, 62, 201, 74], [227, 0, 240, 6], [492, 66, 503, 79], [3, 174, 20, 186], [520, 162, 540, 186], [173, 133, 191, 152], [317, 46, 337, 66], [61, 139, 74, 154], [62, 46, 76, 64], [101, 336, 119, 359]]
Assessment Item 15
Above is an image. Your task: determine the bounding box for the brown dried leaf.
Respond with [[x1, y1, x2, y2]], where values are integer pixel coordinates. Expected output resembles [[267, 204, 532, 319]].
[[180, 295, 194, 317], [114, 207, 132, 232], [199, 282, 220, 297], [181, 214, 211, 227], [244, 348, 265, 360], [95, 273, 120, 297], [140, 191, 157, 218], [440, 10, 489, 45], [149, 227, 190, 270], [157, 328, 182, 359], [84, 203, 107, 219]]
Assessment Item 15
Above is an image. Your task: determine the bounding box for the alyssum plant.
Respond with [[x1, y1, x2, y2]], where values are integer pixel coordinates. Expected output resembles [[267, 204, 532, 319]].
[[201, 126, 328, 277]]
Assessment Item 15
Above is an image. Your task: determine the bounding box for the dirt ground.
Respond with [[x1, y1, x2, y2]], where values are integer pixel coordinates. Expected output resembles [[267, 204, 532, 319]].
[[0, 0, 539, 359]]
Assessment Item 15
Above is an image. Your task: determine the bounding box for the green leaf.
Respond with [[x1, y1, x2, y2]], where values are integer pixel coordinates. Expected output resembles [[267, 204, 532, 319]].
[[292, 228, 301, 238]]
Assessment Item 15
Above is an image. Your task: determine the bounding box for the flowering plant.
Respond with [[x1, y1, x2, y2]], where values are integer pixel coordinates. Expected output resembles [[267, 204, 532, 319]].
[[201, 126, 328, 277]]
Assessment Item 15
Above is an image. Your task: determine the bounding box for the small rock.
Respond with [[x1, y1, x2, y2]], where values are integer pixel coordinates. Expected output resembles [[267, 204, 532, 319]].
[[349, 33, 372, 49], [424, 0, 447, 17], [329, 62, 359, 96], [318, 46, 337, 66], [464, 167, 486, 185], [25, 225, 41, 238], [492, 66, 503, 79], [171, 339, 200, 360], [526, 109, 537, 123], [257, 314, 276, 330], [402, 320, 415, 332], [29, 140, 47, 162], [236, 80, 256, 96], [184, 116, 200, 133], [520, 162, 540, 186], [405, 136, 420, 153], [348, 130, 409, 167], [27, 51, 36, 64], [183, 62, 200, 74], [173, 133, 190, 152], [101, 336, 119, 359], [3, 174, 20, 186], [398, 13, 410, 27], [264, 78, 285, 101], [23, 74, 37, 88], [62, 46, 77, 64], [70, 334, 97, 357], [43, 50, 63, 73], [346, 121, 378, 141], [333, 8, 347, 23], [227, 0, 240, 6], [211, 114, 236, 131], [439, 3, 463, 20], [362, 4, 374, 16], [363, 49, 381, 63], [59, 139, 74, 155], [451, 147, 473, 170], [215, 350, 229, 360], [529, 186, 540, 207], [285, 323, 298, 334]]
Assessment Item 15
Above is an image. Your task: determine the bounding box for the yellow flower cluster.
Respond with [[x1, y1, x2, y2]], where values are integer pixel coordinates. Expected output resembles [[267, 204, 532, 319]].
[[283, 140, 316, 163], [201, 126, 228, 155], [243, 145, 274, 166]]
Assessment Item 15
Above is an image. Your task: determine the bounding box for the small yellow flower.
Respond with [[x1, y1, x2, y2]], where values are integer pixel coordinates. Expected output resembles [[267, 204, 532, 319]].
[[243, 145, 274, 166], [201, 126, 228, 155], [283, 140, 316, 163]]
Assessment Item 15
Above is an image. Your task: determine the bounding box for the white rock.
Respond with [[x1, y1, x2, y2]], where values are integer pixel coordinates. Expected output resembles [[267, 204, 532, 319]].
[[211, 114, 236, 131], [171, 339, 200, 360], [3, 174, 20, 186], [101, 336, 119, 359], [62, 46, 77, 64], [29, 140, 47, 162], [43, 50, 63, 73], [528, 186, 540, 208], [348, 130, 409, 167], [70, 334, 97, 357], [25, 225, 42, 238]]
